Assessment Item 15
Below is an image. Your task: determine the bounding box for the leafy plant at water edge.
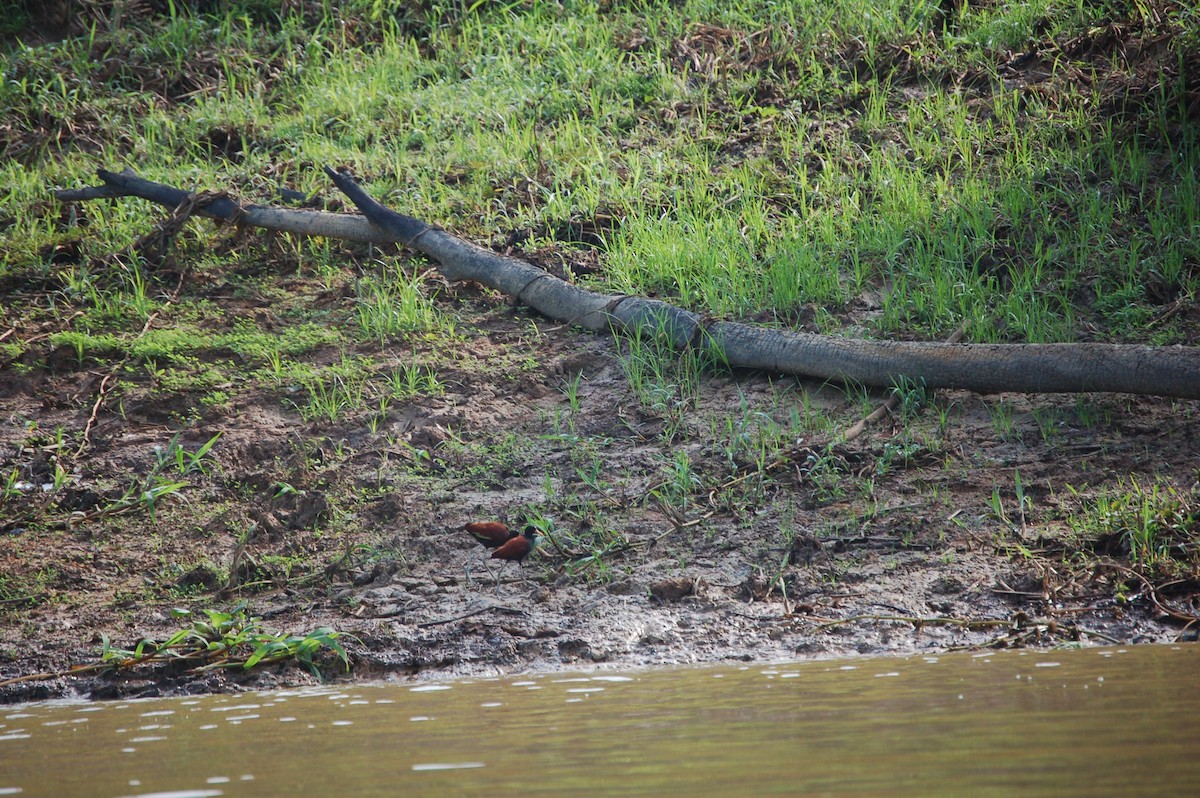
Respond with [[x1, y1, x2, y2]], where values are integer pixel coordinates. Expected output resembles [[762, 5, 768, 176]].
[[99, 603, 353, 679]]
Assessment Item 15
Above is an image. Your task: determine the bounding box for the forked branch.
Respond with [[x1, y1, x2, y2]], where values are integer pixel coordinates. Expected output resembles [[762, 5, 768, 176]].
[[53, 167, 1200, 400]]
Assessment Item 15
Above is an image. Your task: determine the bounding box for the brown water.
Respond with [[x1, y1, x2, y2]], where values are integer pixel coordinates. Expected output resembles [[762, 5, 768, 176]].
[[2, 644, 1197, 797]]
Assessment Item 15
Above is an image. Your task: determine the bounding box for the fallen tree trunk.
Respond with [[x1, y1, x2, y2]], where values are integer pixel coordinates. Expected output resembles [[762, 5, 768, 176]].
[[54, 167, 1200, 400]]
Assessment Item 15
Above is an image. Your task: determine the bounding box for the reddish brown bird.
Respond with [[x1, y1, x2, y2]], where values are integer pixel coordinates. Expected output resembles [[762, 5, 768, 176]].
[[463, 521, 539, 590], [464, 521, 518, 550], [489, 526, 537, 566]]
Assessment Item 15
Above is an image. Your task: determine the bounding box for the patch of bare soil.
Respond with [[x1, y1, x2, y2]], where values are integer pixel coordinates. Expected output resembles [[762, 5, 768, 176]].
[[2, 283, 1197, 704]]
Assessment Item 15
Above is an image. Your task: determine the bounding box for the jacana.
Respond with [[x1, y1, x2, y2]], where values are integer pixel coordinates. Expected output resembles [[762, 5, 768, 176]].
[[463, 522, 538, 591], [490, 525, 537, 567]]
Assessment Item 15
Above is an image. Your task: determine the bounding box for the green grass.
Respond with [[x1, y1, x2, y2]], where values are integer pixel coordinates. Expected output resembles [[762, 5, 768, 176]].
[[1066, 479, 1199, 569], [4, 0, 1197, 349], [355, 261, 446, 342]]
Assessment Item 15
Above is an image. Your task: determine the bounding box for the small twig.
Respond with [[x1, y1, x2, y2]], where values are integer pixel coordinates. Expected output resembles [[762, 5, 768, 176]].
[[1075, 627, 1125, 645], [416, 602, 525, 628], [45, 481, 162, 530], [0, 664, 105, 688], [991, 587, 1046, 598], [73, 310, 163, 459], [73, 371, 119, 459], [0, 643, 177, 688], [1102, 560, 1200, 624], [0, 593, 45, 606], [841, 397, 901, 444], [721, 606, 792, 623], [843, 326, 966, 443], [1042, 605, 1104, 616], [677, 510, 715, 530]]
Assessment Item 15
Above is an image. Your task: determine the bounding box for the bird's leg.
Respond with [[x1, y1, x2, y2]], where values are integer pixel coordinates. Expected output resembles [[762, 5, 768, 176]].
[[469, 556, 498, 590], [493, 560, 506, 595]]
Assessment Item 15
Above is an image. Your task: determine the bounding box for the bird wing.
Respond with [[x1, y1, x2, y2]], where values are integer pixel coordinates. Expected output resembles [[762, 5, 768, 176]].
[[465, 521, 514, 547], [491, 535, 532, 562]]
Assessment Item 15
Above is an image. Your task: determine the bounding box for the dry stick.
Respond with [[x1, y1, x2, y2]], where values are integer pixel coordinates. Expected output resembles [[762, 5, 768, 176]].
[[1103, 560, 1200, 625], [74, 371, 120, 459], [417, 603, 524, 628], [0, 650, 258, 689], [0, 663, 111, 688], [722, 605, 824, 623], [46, 489, 153, 530], [73, 300, 173, 459], [0, 594, 44, 606], [815, 614, 1017, 631], [0, 642, 187, 689]]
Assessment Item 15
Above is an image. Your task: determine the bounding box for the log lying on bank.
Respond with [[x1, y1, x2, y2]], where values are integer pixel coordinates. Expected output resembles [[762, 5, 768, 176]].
[[54, 167, 1200, 400]]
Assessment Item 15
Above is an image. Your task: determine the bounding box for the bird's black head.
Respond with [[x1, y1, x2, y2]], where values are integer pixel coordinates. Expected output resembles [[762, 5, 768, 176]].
[[522, 524, 540, 539]]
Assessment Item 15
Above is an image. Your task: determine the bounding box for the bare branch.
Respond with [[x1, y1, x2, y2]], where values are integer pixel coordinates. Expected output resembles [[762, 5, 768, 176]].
[[54, 167, 1200, 400]]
